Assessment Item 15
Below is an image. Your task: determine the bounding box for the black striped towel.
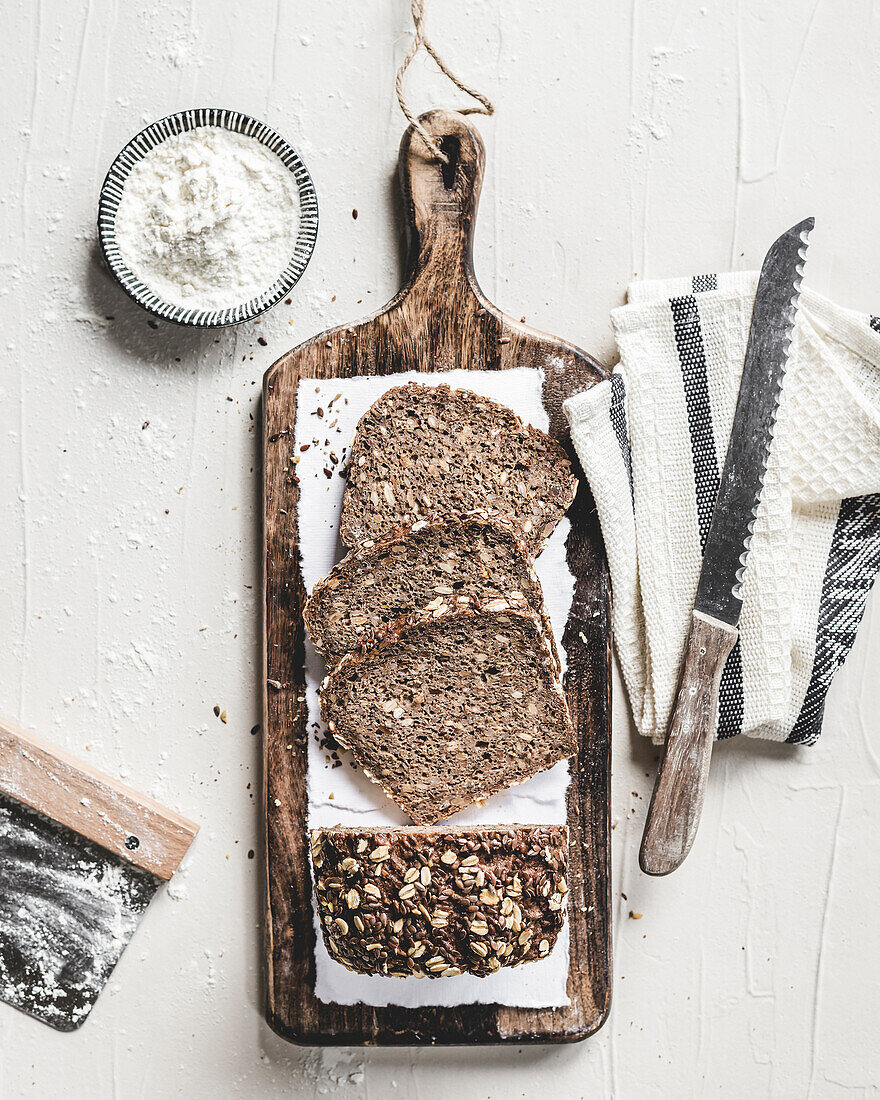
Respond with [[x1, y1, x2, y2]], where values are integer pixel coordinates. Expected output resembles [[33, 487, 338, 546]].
[[564, 272, 880, 744]]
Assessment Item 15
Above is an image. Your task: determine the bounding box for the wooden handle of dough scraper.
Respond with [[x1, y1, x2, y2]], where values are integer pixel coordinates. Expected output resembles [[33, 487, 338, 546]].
[[0, 716, 198, 880]]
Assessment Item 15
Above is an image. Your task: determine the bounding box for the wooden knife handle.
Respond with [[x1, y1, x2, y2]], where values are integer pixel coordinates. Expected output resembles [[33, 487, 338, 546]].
[[639, 611, 739, 876]]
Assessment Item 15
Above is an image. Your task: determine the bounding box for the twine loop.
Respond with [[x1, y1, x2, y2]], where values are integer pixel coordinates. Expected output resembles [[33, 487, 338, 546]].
[[395, 0, 495, 164]]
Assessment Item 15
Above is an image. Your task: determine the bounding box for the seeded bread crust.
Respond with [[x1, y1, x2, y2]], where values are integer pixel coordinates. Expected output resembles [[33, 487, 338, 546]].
[[304, 512, 554, 669], [311, 825, 568, 978], [320, 602, 574, 824], [339, 383, 578, 554]]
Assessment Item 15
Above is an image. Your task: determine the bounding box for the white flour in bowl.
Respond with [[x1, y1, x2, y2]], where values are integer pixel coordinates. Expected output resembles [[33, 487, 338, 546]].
[[114, 126, 301, 311]]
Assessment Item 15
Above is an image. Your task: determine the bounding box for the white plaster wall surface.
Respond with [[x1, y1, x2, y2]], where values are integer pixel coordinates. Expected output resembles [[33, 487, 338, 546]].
[[1, 0, 877, 1096]]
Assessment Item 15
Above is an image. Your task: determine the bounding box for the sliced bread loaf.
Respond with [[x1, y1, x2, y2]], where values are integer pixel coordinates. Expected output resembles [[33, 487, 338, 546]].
[[320, 603, 575, 824], [304, 513, 547, 668], [311, 824, 568, 978], [339, 383, 577, 554]]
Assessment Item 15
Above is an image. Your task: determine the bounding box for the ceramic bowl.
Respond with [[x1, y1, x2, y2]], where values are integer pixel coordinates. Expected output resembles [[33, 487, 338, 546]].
[[97, 107, 318, 327]]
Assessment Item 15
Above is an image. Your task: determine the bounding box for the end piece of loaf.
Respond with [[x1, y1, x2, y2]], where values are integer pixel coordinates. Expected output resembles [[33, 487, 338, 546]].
[[304, 513, 547, 668], [320, 604, 575, 824], [311, 824, 568, 978], [340, 383, 577, 554]]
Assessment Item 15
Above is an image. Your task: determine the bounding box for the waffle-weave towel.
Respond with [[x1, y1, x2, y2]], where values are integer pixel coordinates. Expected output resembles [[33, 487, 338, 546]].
[[565, 272, 880, 743]]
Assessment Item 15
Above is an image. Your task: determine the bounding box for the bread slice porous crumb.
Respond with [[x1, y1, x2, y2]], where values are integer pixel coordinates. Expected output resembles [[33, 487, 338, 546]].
[[305, 513, 548, 668], [340, 383, 577, 554], [320, 603, 575, 824]]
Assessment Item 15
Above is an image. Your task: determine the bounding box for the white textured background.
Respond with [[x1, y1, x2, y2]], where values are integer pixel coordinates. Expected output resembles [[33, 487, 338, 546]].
[[2, 1, 878, 1096]]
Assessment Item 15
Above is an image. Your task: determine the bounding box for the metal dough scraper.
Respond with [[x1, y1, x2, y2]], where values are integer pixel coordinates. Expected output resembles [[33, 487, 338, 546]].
[[0, 716, 198, 1030]]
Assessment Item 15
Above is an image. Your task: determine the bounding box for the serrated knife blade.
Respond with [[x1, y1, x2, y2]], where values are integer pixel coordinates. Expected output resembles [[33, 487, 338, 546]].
[[694, 217, 813, 625], [640, 218, 813, 876]]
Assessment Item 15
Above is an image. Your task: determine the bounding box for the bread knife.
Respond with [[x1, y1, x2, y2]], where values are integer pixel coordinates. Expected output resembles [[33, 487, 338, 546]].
[[640, 218, 813, 876]]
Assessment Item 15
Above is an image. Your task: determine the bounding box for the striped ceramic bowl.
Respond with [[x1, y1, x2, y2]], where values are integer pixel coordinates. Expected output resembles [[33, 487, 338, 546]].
[[97, 108, 319, 327]]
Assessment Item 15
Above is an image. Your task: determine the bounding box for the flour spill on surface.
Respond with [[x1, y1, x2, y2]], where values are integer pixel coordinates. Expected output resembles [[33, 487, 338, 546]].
[[0, 794, 158, 1030]]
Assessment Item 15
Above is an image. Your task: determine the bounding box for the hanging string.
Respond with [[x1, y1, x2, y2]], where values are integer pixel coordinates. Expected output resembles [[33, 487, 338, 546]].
[[395, 0, 495, 164]]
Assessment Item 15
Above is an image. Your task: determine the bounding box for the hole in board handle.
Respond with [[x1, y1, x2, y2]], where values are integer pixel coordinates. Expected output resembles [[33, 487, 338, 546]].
[[125, 835, 141, 851], [439, 136, 460, 190]]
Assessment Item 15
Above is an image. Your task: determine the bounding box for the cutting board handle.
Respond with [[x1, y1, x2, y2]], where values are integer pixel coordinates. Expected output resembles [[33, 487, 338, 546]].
[[398, 109, 485, 301]]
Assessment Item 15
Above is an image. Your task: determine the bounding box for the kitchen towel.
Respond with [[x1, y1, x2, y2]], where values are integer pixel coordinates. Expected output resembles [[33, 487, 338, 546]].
[[565, 272, 880, 744]]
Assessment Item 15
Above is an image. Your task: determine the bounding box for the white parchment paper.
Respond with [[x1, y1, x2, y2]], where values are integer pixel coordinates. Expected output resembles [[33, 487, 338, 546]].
[[293, 368, 574, 1008]]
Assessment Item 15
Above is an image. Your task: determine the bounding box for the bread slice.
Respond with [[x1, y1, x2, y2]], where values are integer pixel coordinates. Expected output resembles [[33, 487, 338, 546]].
[[304, 513, 548, 668], [311, 824, 568, 978], [339, 383, 577, 555], [320, 603, 574, 824]]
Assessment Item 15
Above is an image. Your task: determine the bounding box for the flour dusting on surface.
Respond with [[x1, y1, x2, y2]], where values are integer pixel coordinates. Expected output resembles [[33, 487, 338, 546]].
[[0, 793, 158, 1030]]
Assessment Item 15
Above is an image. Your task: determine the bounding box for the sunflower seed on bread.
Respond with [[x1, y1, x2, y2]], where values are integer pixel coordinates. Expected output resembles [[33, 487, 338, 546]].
[[311, 824, 568, 978]]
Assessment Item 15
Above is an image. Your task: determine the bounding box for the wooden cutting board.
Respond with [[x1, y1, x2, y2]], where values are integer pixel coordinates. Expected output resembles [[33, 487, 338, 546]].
[[262, 109, 611, 1044]]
